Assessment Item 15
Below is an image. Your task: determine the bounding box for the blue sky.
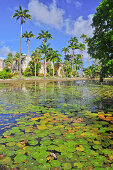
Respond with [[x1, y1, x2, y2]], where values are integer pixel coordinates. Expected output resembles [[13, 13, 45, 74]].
[[0, 0, 102, 67]]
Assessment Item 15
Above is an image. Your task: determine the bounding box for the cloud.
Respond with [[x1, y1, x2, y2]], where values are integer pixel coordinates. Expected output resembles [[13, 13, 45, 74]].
[[74, 1, 82, 7], [28, 0, 93, 38], [28, 0, 65, 29], [65, 14, 94, 37], [0, 46, 10, 58], [0, 46, 16, 59]]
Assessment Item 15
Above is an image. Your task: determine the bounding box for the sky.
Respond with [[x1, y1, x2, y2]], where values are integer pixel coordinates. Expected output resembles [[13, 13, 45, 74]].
[[0, 0, 102, 68]]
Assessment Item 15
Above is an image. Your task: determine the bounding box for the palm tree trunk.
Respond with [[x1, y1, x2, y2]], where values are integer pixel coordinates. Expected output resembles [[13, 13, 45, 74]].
[[53, 59, 54, 77], [35, 62, 36, 78], [44, 57, 46, 78], [27, 39, 29, 57], [20, 21, 22, 79], [72, 50, 74, 73]]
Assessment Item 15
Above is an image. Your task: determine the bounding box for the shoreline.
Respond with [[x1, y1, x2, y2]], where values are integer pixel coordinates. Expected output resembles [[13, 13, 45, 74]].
[[0, 77, 113, 83]]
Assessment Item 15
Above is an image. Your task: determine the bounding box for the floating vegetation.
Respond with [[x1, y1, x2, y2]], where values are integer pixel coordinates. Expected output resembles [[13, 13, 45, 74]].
[[0, 81, 113, 169]]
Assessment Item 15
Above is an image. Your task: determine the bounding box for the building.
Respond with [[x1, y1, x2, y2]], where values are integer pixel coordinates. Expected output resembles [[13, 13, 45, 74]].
[[0, 59, 3, 71], [0, 56, 63, 77]]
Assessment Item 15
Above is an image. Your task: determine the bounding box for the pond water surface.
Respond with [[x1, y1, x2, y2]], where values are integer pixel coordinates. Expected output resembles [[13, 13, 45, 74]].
[[0, 80, 113, 169]]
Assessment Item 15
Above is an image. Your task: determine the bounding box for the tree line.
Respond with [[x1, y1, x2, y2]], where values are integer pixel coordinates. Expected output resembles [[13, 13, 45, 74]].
[[2, 1, 113, 81]]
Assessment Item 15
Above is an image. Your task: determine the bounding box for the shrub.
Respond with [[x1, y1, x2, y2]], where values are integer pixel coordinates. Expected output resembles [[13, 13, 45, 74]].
[[0, 71, 9, 79], [38, 73, 44, 77], [8, 73, 13, 78], [24, 67, 32, 77], [3, 67, 11, 73]]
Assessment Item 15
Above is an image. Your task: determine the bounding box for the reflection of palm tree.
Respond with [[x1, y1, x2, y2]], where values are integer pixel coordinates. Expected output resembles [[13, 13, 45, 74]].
[[31, 48, 41, 78], [22, 31, 35, 57], [37, 30, 53, 78], [12, 6, 31, 78]]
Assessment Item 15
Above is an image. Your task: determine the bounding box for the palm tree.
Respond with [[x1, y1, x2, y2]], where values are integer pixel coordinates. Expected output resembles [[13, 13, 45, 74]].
[[12, 6, 31, 78], [36, 30, 53, 78], [14, 52, 20, 72], [79, 43, 86, 72], [47, 49, 61, 77], [80, 34, 87, 43], [4, 53, 13, 72], [39, 42, 50, 77], [31, 48, 41, 78], [68, 37, 79, 73], [61, 47, 69, 60], [22, 31, 35, 57]]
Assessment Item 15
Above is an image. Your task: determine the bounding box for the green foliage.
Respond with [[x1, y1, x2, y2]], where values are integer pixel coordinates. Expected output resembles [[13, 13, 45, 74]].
[[29, 61, 41, 76], [24, 67, 32, 76], [0, 70, 10, 79], [4, 53, 13, 71], [87, 0, 113, 80], [63, 60, 72, 77]]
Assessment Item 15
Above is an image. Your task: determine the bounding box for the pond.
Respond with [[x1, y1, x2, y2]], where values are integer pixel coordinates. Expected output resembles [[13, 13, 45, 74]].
[[0, 80, 113, 169]]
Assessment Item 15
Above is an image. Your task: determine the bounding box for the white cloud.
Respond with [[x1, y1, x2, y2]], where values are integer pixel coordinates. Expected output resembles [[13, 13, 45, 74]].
[[28, 0, 65, 29], [0, 46, 10, 58], [74, 1, 82, 7], [65, 14, 94, 37], [0, 46, 16, 59], [28, 0, 93, 38]]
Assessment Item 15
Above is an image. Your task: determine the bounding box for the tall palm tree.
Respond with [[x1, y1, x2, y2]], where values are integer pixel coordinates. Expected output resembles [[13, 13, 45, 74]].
[[47, 49, 61, 77], [22, 31, 35, 57], [39, 42, 50, 77], [12, 6, 31, 78], [79, 43, 86, 72], [36, 30, 53, 78], [80, 34, 87, 69], [14, 52, 20, 72], [68, 37, 79, 73], [31, 48, 41, 78], [80, 34, 87, 43], [61, 47, 69, 60]]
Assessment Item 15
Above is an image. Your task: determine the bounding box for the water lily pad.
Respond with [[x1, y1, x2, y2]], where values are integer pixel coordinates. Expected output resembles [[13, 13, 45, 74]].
[[62, 163, 72, 169], [14, 154, 27, 163]]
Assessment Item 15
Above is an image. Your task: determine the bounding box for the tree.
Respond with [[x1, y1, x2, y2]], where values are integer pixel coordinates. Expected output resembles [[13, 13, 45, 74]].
[[79, 43, 86, 74], [87, 0, 113, 82], [63, 60, 72, 77], [4, 53, 13, 72], [36, 30, 53, 78], [80, 34, 87, 43], [12, 6, 31, 78], [22, 31, 35, 57], [14, 52, 20, 72], [74, 54, 83, 74], [31, 48, 41, 78], [47, 48, 61, 77], [68, 37, 79, 73], [61, 47, 69, 59]]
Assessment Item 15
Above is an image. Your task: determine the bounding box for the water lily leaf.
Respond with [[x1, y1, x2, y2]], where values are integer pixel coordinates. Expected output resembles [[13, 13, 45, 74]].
[[74, 162, 84, 168], [14, 154, 27, 163], [62, 163, 72, 169], [64, 133, 75, 140], [28, 140, 38, 146]]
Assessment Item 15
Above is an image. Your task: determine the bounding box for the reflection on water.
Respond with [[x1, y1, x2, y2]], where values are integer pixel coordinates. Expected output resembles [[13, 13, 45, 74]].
[[0, 80, 113, 111]]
